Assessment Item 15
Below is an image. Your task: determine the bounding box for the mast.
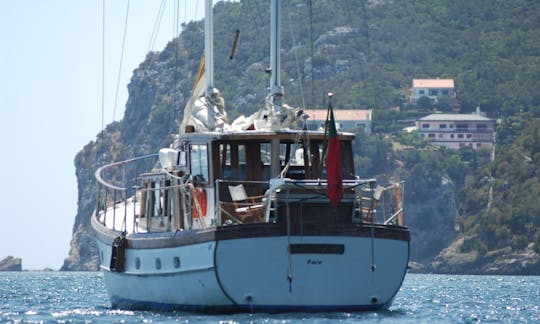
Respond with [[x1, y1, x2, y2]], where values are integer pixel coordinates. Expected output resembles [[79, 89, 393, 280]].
[[205, 0, 215, 130], [269, 0, 282, 113]]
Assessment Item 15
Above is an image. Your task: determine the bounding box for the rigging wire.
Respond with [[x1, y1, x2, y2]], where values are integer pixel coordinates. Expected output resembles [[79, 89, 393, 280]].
[[360, 0, 389, 182], [173, 0, 180, 124], [360, 0, 374, 106], [344, 0, 366, 83], [112, 0, 131, 122], [308, 0, 316, 110], [184, 0, 187, 29], [101, 0, 106, 137], [173, 0, 179, 40], [285, 8, 306, 110], [147, 0, 167, 53], [244, 0, 267, 63]]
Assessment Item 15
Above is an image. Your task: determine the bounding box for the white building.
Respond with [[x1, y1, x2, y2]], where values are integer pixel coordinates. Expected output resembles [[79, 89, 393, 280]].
[[416, 111, 495, 150], [306, 109, 372, 134], [410, 79, 455, 104]]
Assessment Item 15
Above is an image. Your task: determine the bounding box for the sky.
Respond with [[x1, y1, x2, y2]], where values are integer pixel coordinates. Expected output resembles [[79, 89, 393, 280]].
[[0, 1, 207, 270]]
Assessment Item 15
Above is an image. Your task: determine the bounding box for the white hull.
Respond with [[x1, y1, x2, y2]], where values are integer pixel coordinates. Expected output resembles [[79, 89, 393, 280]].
[[96, 228, 409, 312]]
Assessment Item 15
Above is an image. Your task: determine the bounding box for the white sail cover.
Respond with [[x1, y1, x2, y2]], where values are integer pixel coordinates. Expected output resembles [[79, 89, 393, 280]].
[[179, 62, 305, 133]]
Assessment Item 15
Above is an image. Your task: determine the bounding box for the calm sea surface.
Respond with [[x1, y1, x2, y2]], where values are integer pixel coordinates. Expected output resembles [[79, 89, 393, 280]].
[[1, 272, 539, 323]]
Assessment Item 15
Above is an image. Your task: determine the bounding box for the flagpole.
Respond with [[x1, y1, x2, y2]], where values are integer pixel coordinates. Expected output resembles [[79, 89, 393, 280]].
[[326, 93, 343, 208], [319, 92, 333, 178]]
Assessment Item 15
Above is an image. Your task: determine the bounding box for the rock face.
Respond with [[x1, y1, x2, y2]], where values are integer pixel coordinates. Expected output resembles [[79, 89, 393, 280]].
[[427, 236, 540, 275], [60, 1, 539, 275], [61, 40, 195, 271], [0, 256, 22, 271], [393, 153, 461, 265]]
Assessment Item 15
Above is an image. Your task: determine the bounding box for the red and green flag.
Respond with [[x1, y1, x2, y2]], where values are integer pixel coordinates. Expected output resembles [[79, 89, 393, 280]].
[[326, 97, 343, 207]]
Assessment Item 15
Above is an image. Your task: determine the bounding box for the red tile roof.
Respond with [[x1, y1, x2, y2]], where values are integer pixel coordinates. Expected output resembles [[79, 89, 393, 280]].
[[412, 79, 454, 88], [307, 109, 372, 121]]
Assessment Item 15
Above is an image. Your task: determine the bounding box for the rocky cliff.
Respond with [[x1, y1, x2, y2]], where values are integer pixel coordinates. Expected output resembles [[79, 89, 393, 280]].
[[0, 256, 22, 271], [61, 1, 539, 274], [431, 237, 540, 275]]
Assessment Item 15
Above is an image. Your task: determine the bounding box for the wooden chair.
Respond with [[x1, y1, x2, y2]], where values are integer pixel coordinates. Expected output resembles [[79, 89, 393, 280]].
[[228, 184, 265, 223]]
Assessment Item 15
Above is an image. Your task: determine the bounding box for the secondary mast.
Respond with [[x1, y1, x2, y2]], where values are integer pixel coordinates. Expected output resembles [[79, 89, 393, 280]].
[[269, 0, 282, 114], [204, 0, 215, 130]]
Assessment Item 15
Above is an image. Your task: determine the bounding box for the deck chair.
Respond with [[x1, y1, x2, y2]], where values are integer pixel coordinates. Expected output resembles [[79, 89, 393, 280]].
[[228, 184, 265, 223]]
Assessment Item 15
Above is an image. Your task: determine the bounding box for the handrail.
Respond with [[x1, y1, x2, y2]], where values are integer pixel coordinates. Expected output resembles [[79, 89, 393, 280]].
[[95, 153, 159, 191]]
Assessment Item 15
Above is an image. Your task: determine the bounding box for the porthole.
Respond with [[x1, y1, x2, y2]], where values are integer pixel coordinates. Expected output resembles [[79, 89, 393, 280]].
[[155, 258, 162, 270], [135, 257, 141, 270], [174, 257, 181, 269]]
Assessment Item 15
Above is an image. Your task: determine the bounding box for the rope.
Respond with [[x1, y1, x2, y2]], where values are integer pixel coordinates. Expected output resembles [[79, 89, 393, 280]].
[[369, 181, 376, 272], [286, 186, 293, 292], [112, 0, 130, 121]]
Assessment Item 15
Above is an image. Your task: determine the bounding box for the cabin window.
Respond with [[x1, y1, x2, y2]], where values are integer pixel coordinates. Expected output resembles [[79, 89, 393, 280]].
[[135, 257, 141, 269], [422, 123, 430, 129], [190, 144, 209, 183], [178, 151, 187, 167], [146, 182, 156, 218], [153, 182, 162, 217], [439, 124, 447, 129], [155, 258, 162, 270], [219, 143, 247, 180], [173, 257, 181, 268]]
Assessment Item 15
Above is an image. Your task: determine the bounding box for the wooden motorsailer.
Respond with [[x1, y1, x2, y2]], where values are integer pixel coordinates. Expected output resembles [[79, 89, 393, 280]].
[[92, 0, 409, 313]]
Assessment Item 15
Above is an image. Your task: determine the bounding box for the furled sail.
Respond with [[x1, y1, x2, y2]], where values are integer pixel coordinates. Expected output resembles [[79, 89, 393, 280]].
[[180, 57, 228, 133]]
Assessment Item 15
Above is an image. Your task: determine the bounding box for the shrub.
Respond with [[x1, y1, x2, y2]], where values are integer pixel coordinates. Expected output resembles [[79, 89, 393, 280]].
[[512, 235, 529, 250], [534, 230, 540, 254]]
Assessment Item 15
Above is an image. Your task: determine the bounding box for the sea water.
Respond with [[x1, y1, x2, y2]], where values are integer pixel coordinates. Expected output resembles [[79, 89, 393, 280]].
[[1, 272, 539, 323]]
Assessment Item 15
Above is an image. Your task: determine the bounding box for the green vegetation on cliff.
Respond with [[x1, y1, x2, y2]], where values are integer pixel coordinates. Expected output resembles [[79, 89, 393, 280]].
[[457, 121, 540, 254], [63, 0, 540, 273]]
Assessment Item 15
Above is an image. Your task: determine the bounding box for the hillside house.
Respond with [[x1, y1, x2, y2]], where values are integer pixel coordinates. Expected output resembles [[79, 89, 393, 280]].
[[416, 110, 495, 150], [410, 79, 455, 104], [306, 109, 372, 134]]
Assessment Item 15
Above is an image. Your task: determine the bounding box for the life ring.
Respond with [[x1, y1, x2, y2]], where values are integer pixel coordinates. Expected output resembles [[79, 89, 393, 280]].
[[191, 188, 207, 218]]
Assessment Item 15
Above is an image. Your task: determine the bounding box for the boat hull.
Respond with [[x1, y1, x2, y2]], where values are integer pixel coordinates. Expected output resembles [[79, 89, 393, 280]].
[[95, 222, 409, 313]]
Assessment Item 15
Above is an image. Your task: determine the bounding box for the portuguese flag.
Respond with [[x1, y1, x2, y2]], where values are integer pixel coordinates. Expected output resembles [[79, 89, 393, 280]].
[[326, 98, 343, 207]]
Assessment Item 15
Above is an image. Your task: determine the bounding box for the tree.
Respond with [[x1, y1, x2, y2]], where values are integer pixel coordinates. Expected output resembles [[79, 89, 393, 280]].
[[416, 96, 433, 110]]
